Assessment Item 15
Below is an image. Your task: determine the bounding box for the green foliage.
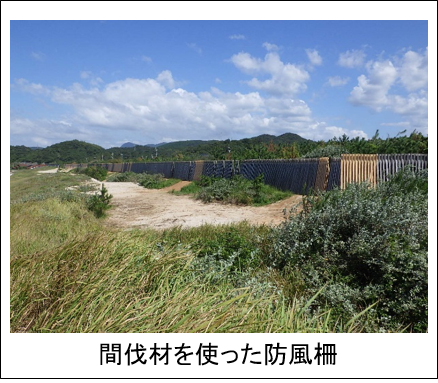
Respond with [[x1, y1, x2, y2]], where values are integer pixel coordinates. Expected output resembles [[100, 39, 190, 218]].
[[270, 169, 428, 332], [107, 171, 180, 189], [195, 175, 292, 206], [138, 174, 180, 189], [302, 144, 349, 158], [106, 171, 140, 182], [326, 130, 428, 155], [172, 181, 201, 195], [195, 227, 260, 273], [86, 184, 113, 218], [78, 166, 108, 181], [384, 167, 428, 195]]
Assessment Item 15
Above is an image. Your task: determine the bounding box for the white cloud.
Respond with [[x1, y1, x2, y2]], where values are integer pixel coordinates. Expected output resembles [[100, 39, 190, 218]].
[[31, 51, 46, 62], [156, 70, 175, 89], [230, 51, 309, 96], [79, 71, 104, 87], [229, 52, 262, 75], [187, 42, 202, 55], [349, 60, 398, 111], [229, 34, 245, 40], [10, 117, 92, 147], [338, 49, 366, 68], [326, 76, 350, 87], [14, 78, 50, 95], [214, 78, 222, 84], [349, 56, 428, 134], [80, 71, 91, 79], [13, 72, 359, 145], [262, 42, 279, 52], [380, 121, 410, 127], [141, 55, 152, 63], [399, 49, 428, 91], [305, 49, 322, 66]]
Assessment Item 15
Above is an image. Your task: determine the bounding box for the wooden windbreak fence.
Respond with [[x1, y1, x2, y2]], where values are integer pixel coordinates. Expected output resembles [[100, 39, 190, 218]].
[[341, 154, 378, 189], [69, 153, 427, 194], [377, 154, 428, 182], [314, 157, 329, 191], [192, 161, 205, 181]]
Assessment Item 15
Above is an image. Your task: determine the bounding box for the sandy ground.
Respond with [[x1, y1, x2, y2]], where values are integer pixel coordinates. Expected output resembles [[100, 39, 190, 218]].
[[94, 180, 303, 230], [49, 167, 302, 229]]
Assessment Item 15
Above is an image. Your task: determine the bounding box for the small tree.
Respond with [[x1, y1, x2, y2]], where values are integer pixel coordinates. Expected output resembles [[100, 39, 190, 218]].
[[87, 184, 113, 218]]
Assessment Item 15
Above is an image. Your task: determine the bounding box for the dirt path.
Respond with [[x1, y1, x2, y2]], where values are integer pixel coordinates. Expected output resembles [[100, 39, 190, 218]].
[[52, 170, 301, 229], [97, 181, 302, 230]]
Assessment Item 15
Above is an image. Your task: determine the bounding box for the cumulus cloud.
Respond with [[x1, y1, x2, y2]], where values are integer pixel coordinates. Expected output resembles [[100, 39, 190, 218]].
[[399, 49, 428, 91], [230, 51, 309, 96], [338, 49, 366, 68], [305, 49, 322, 66], [10, 117, 92, 147], [349, 60, 398, 111], [326, 76, 350, 87], [156, 70, 175, 89], [14, 78, 50, 96], [262, 42, 279, 52], [349, 54, 428, 134]]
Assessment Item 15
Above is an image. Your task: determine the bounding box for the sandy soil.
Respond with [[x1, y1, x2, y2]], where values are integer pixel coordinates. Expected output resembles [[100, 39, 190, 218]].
[[93, 180, 303, 230], [38, 169, 301, 228]]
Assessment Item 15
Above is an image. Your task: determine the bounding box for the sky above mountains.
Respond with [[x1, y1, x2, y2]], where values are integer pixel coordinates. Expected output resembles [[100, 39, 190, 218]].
[[8, 9, 431, 149]]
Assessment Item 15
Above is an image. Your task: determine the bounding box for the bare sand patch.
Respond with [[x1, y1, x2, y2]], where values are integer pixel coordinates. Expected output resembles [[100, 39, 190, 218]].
[[99, 181, 302, 229]]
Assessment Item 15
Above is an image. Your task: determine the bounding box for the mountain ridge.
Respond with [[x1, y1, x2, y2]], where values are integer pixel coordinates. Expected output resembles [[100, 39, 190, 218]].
[[11, 133, 310, 163]]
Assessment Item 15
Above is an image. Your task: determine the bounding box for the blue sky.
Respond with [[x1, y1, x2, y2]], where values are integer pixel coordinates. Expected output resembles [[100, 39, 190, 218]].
[[8, 17, 430, 149]]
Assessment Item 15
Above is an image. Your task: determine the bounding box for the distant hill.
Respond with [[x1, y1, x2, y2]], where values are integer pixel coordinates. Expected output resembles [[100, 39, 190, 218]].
[[121, 142, 137, 148], [10, 133, 311, 164], [122, 142, 167, 148], [249, 133, 307, 144]]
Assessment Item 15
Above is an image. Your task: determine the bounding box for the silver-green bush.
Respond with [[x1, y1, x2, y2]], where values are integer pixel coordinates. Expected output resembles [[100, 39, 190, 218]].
[[270, 169, 428, 332]]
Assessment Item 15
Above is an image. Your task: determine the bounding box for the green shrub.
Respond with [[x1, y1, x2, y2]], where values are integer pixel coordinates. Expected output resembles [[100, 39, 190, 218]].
[[195, 227, 260, 272], [72, 166, 108, 181], [138, 173, 180, 189], [195, 175, 291, 206], [270, 170, 428, 332], [86, 184, 113, 218], [106, 172, 180, 189], [106, 171, 139, 182]]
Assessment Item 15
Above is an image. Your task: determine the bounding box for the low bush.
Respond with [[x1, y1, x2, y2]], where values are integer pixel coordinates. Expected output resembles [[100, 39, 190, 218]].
[[195, 175, 292, 206], [71, 166, 108, 181], [269, 169, 428, 332], [107, 171, 180, 189]]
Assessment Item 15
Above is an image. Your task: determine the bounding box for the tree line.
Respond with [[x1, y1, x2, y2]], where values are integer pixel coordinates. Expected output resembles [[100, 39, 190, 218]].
[[10, 130, 428, 165]]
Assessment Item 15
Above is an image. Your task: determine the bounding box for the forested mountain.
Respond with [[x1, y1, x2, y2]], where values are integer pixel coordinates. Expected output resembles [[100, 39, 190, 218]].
[[10, 130, 428, 165]]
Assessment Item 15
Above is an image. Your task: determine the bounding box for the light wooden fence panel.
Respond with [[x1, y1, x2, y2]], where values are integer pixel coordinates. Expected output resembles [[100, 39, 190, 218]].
[[341, 154, 378, 189]]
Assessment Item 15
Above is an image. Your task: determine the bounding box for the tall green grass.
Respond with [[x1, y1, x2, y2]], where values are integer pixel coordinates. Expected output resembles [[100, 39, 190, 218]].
[[10, 230, 368, 333]]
